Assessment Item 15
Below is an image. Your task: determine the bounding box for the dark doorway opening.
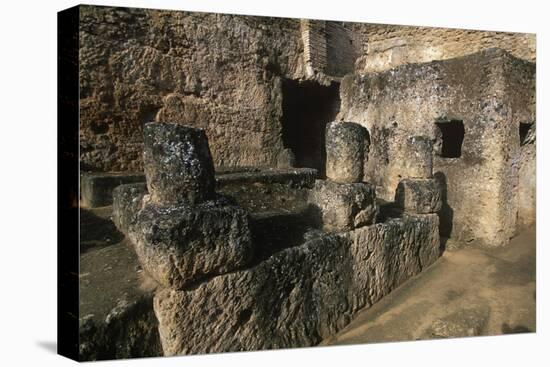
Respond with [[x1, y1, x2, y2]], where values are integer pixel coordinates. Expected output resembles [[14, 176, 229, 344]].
[[435, 120, 465, 158], [519, 122, 533, 145], [281, 79, 340, 177]]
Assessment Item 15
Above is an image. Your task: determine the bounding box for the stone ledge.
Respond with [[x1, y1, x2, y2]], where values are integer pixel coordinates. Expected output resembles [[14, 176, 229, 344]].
[[153, 213, 440, 355], [80, 172, 145, 208]]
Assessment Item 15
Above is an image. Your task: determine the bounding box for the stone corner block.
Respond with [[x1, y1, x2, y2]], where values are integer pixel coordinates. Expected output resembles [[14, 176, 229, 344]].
[[308, 179, 378, 232], [130, 198, 254, 289], [395, 178, 442, 214]]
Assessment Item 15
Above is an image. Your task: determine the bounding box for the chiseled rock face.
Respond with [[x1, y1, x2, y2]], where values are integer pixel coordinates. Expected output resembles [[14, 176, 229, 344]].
[[153, 214, 440, 356], [79, 6, 306, 172], [308, 179, 378, 232], [112, 183, 148, 236], [403, 136, 433, 179], [128, 197, 253, 290], [339, 49, 535, 247], [143, 122, 216, 206], [325, 121, 369, 183], [395, 178, 443, 214]]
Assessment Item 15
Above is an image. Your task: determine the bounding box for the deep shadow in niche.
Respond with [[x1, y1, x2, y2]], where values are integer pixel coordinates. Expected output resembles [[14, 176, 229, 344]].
[[435, 120, 464, 158], [434, 171, 453, 254], [519, 122, 533, 145], [281, 79, 340, 177]]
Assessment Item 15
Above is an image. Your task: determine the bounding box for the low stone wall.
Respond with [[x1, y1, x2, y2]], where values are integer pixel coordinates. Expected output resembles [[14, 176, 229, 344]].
[[111, 122, 442, 356], [154, 214, 439, 355]]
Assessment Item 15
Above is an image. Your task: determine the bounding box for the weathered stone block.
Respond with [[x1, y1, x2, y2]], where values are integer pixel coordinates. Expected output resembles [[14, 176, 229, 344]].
[[112, 183, 148, 236], [129, 198, 253, 289], [308, 179, 378, 232], [395, 178, 442, 214], [153, 214, 440, 355], [403, 136, 433, 179], [325, 121, 369, 183], [80, 172, 145, 208], [143, 122, 216, 206]]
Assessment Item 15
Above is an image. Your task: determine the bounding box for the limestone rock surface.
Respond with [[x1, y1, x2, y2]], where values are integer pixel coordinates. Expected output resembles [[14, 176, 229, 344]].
[[153, 214, 440, 355], [325, 121, 369, 183], [308, 179, 378, 232], [129, 197, 253, 289], [395, 178, 443, 214]]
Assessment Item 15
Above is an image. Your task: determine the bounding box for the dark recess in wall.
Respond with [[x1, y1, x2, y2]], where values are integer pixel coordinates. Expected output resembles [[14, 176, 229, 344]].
[[281, 80, 340, 176], [436, 120, 465, 158], [519, 122, 532, 145]]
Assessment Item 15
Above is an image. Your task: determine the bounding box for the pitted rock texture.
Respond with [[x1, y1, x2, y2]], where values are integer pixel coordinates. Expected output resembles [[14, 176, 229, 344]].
[[143, 122, 215, 206], [395, 178, 443, 214], [112, 183, 148, 235], [518, 134, 535, 230], [338, 49, 535, 247], [350, 24, 535, 73], [403, 136, 433, 179], [325, 121, 369, 183], [308, 179, 378, 232], [79, 6, 309, 172], [129, 197, 253, 289], [153, 214, 440, 355], [79, 6, 535, 174]]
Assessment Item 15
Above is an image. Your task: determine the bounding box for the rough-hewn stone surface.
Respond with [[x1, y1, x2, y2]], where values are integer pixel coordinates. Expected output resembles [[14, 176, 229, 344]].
[[143, 122, 215, 206], [325, 121, 369, 183], [403, 136, 433, 179], [216, 167, 317, 189], [350, 24, 535, 73], [112, 182, 148, 235], [338, 49, 535, 247], [79, 6, 309, 172], [518, 131, 536, 230], [129, 198, 253, 289], [308, 179, 378, 232], [395, 179, 442, 214], [80, 295, 162, 361], [153, 214, 440, 355], [80, 172, 145, 208]]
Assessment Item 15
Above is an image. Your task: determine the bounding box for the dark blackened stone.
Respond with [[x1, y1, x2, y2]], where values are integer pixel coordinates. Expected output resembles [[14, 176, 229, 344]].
[[112, 183, 148, 236], [143, 122, 215, 206]]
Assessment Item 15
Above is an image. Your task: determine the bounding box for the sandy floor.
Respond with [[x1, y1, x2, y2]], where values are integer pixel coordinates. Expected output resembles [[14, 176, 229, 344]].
[[323, 227, 536, 345]]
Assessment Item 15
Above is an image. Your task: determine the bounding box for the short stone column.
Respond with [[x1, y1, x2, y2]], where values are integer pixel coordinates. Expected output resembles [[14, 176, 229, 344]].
[[127, 122, 254, 290], [402, 136, 433, 179], [395, 178, 442, 214], [325, 121, 369, 183], [143, 122, 216, 206]]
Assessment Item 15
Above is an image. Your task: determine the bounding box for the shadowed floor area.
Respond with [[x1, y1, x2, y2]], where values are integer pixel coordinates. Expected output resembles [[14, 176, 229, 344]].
[[322, 227, 536, 345]]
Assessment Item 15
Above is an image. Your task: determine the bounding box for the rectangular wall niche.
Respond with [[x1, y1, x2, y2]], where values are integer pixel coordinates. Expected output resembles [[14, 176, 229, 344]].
[[435, 120, 465, 158]]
